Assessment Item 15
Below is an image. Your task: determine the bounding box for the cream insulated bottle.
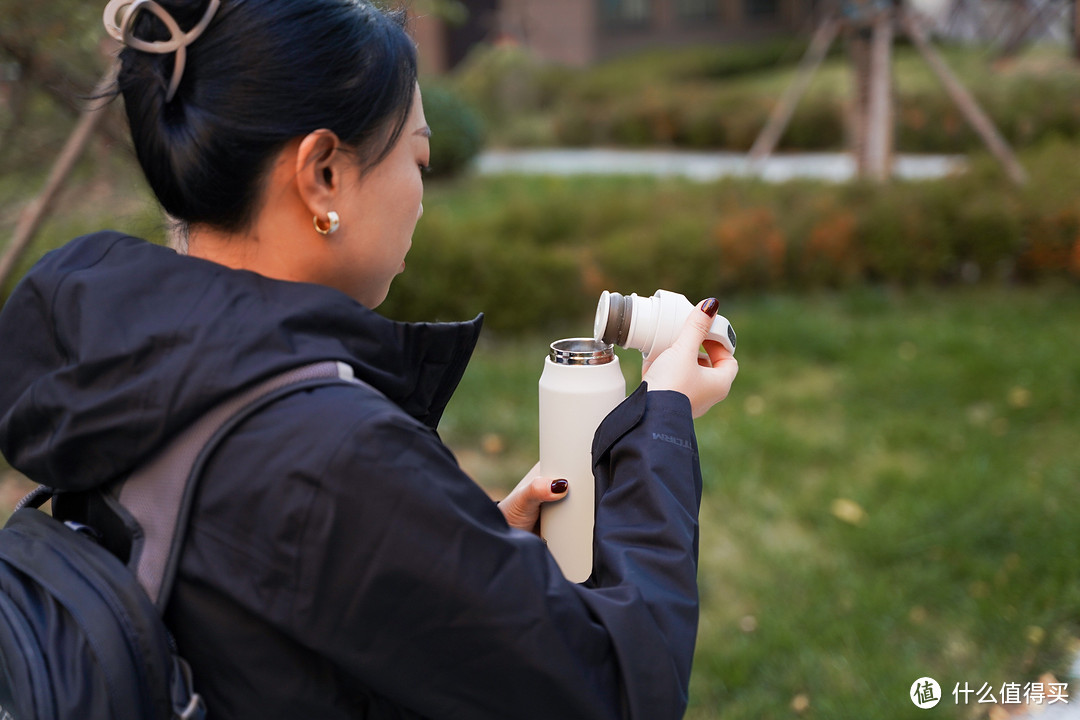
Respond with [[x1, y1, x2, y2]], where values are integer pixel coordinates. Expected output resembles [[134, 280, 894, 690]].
[[538, 339, 626, 582]]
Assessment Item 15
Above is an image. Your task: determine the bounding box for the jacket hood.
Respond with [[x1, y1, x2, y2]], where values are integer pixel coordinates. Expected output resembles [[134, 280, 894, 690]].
[[0, 231, 482, 491]]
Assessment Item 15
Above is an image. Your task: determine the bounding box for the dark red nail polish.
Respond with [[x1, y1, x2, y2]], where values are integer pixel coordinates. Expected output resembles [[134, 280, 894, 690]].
[[551, 479, 568, 494], [701, 298, 720, 318]]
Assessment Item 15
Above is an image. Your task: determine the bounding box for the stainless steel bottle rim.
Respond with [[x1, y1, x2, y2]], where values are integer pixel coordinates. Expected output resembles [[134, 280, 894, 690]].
[[549, 338, 615, 365]]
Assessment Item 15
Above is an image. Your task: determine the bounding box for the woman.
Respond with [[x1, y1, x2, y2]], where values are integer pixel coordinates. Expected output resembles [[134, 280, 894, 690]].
[[0, 0, 738, 718]]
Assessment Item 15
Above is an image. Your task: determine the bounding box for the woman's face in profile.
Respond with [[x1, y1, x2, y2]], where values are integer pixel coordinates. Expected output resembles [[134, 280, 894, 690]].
[[332, 84, 430, 308]]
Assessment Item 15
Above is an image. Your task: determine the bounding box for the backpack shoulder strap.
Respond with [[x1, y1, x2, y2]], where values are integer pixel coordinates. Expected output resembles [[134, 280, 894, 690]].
[[117, 360, 365, 610]]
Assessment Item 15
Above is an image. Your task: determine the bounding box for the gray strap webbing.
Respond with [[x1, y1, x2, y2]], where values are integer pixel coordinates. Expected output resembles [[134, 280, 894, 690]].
[[118, 361, 360, 608]]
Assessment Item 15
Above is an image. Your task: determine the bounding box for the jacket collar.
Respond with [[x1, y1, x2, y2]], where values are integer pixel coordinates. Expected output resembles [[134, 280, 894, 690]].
[[347, 311, 484, 430], [0, 232, 482, 489]]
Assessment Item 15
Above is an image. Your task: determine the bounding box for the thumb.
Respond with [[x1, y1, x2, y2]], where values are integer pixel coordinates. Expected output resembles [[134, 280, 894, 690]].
[[669, 298, 720, 355]]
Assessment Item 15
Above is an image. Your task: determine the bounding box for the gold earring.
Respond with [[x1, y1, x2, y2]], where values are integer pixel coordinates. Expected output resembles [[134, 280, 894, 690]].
[[314, 211, 340, 235]]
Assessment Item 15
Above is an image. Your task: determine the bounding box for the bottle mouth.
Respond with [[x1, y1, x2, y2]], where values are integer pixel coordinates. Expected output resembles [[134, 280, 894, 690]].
[[594, 291, 634, 346], [550, 338, 615, 365]]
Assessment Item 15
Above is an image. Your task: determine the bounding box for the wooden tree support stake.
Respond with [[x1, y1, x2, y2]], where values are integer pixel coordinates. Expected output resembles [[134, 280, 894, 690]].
[[748, 1, 1027, 186], [748, 16, 841, 164], [900, 11, 1028, 186]]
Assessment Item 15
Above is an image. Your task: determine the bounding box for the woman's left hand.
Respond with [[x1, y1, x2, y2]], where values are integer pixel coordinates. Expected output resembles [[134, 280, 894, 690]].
[[498, 462, 568, 535]]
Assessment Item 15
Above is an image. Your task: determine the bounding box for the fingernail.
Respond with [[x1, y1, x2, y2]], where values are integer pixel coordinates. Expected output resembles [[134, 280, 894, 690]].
[[701, 298, 720, 318], [551, 479, 568, 494]]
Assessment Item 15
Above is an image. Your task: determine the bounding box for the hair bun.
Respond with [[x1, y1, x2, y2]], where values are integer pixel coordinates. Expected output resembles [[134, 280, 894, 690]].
[[104, 0, 220, 102], [115, 0, 417, 233]]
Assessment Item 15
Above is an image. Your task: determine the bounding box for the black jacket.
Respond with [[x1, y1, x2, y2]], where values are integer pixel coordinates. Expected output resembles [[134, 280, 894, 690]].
[[0, 232, 704, 719]]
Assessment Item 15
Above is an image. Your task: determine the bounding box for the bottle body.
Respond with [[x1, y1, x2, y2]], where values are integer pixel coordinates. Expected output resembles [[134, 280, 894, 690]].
[[538, 339, 626, 582], [594, 289, 736, 360]]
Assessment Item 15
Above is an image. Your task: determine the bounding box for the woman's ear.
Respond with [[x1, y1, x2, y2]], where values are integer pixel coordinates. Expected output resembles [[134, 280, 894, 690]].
[[295, 129, 343, 220]]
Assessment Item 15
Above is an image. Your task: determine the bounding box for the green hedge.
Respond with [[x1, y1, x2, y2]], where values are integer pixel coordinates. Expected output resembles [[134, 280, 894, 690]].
[[380, 142, 1080, 333], [448, 43, 1080, 153]]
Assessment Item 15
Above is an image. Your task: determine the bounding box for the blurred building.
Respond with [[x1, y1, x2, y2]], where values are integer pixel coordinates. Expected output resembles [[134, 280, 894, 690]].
[[412, 0, 501, 75], [412, 0, 820, 73]]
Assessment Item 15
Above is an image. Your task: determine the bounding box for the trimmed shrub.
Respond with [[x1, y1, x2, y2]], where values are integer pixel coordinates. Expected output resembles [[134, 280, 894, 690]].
[[799, 208, 863, 287], [712, 207, 787, 290], [1018, 207, 1080, 278], [421, 85, 486, 178]]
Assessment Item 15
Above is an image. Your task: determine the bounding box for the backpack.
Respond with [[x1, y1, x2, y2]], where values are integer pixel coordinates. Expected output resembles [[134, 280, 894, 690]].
[[0, 361, 357, 720]]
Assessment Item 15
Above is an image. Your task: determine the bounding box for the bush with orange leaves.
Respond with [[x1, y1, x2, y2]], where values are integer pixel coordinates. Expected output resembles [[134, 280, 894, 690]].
[[799, 209, 863, 287], [712, 207, 787, 291], [1019, 207, 1080, 279]]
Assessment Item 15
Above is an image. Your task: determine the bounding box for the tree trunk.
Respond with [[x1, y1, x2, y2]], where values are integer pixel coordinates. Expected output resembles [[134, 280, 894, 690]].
[[0, 63, 120, 290], [864, 9, 894, 183]]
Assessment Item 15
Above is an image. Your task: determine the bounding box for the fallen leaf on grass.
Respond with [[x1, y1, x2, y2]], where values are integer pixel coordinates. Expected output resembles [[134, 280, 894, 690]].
[[790, 694, 810, 713], [831, 498, 867, 526]]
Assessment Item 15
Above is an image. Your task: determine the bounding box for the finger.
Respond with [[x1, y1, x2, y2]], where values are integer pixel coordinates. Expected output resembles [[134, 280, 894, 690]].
[[498, 475, 569, 533], [503, 473, 568, 512], [500, 464, 541, 514], [704, 355, 739, 397], [668, 298, 719, 356], [702, 338, 734, 367], [528, 474, 569, 503]]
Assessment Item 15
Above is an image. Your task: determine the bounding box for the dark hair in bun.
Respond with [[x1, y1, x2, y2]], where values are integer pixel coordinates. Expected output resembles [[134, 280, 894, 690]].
[[117, 0, 417, 232]]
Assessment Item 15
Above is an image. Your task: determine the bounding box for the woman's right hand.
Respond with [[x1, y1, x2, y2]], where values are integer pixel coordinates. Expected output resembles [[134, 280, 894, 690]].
[[641, 298, 739, 418]]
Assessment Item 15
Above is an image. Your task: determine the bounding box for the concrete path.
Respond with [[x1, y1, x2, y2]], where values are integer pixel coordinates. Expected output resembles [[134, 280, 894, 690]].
[[475, 148, 967, 183]]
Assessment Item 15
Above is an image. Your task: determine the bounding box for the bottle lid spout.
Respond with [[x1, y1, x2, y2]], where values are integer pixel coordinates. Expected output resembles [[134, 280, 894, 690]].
[[594, 290, 633, 346]]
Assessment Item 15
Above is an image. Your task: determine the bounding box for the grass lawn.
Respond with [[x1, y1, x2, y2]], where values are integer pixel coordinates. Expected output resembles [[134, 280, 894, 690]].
[[439, 284, 1080, 719]]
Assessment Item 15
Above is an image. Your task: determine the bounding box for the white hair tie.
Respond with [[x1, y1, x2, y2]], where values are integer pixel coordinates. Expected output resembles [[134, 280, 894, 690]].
[[103, 0, 221, 102]]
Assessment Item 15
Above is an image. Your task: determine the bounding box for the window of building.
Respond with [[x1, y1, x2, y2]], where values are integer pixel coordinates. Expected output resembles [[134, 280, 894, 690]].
[[677, 0, 716, 20], [600, 0, 652, 25], [744, 0, 778, 18]]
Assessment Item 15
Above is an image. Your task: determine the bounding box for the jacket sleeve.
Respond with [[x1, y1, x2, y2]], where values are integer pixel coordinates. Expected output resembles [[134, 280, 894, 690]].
[[292, 384, 702, 720]]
